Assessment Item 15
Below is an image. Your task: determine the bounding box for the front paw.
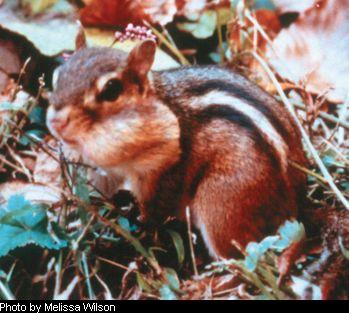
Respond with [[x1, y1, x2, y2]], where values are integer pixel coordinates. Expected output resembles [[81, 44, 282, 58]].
[[112, 189, 135, 210], [137, 203, 151, 223], [137, 213, 148, 223]]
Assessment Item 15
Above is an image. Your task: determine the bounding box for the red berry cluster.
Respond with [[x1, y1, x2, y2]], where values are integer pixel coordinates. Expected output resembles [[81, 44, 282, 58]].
[[114, 23, 157, 42]]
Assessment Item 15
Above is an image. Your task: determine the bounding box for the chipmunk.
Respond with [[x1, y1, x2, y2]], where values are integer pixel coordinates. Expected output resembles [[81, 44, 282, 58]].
[[47, 40, 307, 258]]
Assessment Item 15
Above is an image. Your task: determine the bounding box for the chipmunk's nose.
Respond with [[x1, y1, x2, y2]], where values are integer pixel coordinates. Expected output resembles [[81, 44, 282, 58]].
[[49, 116, 69, 132], [47, 106, 70, 134]]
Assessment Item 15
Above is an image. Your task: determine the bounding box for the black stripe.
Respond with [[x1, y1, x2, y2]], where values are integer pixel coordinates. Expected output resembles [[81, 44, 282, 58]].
[[189, 163, 209, 198], [189, 80, 290, 142], [195, 104, 281, 170]]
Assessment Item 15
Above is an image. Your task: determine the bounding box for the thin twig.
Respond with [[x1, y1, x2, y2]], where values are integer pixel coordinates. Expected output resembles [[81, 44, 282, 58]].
[[81, 252, 95, 300], [53, 252, 63, 299], [289, 161, 328, 185], [95, 274, 114, 300], [97, 257, 130, 271], [293, 102, 349, 130], [5, 143, 33, 182], [0, 280, 15, 300], [252, 52, 349, 210], [145, 22, 190, 65], [11, 58, 31, 102], [186, 206, 198, 277], [321, 139, 349, 166], [0, 155, 27, 176], [73, 215, 95, 250], [216, 12, 225, 63]]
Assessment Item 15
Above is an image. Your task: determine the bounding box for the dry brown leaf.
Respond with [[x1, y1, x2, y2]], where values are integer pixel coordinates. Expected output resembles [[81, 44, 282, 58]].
[[0, 82, 30, 124], [142, 0, 177, 25], [228, 9, 281, 68], [0, 40, 21, 93], [0, 4, 79, 56], [80, 0, 177, 27], [266, 0, 349, 103], [80, 0, 230, 27], [0, 181, 62, 205], [277, 239, 305, 285], [273, 0, 317, 14]]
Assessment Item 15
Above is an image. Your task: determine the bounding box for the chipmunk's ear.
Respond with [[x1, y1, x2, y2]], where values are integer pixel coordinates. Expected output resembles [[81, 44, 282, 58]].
[[126, 40, 156, 84], [75, 22, 87, 51]]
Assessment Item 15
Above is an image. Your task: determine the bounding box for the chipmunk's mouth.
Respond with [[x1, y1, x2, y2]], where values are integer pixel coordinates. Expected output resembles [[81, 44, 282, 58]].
[[60, 136, 78, 146], [47, 106, 79, 147]]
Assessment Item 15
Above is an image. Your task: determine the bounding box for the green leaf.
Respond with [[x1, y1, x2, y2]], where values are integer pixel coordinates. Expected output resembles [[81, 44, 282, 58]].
[[29, 107, 46, 126], [278, 220, 305, 244], [258, 236, 280, 254], [20, 129, 46, 146], [74, 173, 90, 223], [74, 182, 90, 204], [341, 182, 349, 191], [231, 0, 276, 10], [243, 221, 304, 272], [253, 0, 276, 10], [0, 206, 43, 228], [136, 273, 153, 293], [244, 242, 260, 271], [118, 217, 131, 232], [177, 10, 217, 39], [117, 217, 137, 233], [167, 230, 185, 267], [244, 255, 257, 272], [0, 102, 24, 112], [322, 155, 335, 167], [164, 268, 180, 291], [0, 195, 67, 257], [159, 284, 177, 300], [7, 194, 29, 211], [209, 52, 222, 64]]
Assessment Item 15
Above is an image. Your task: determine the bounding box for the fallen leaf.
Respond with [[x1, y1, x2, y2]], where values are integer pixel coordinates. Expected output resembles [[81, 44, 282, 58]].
[[0, 5, 79, 56], [176, 0, 207, 20], [142, 0, 177, 26], [266, 0, 349, 103], [0, 194, 67, 257], [291, 276, 322, 300], [80, 0, 232, 28], [80, 0, 177, 27], [277, 239, 305, 285], [0, 181, 62, 205], [21, 0, 58, 15], [0, 85, 30, 127], [272, 0, 317, 14], [0, 40, 21, 93], [178, 10, 217, 39]]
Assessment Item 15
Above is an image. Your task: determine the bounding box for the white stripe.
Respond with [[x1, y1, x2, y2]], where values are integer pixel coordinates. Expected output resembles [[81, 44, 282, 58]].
[[190, 91, 289, 173], [196, 214, 219, 259]]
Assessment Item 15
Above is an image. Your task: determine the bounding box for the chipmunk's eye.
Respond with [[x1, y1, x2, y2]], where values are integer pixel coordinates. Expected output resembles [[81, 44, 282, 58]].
[[97, 79, 123, 102]]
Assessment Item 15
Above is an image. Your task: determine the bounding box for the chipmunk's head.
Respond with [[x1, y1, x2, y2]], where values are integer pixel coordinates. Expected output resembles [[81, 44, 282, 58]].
[[47, 40, 180, 168]]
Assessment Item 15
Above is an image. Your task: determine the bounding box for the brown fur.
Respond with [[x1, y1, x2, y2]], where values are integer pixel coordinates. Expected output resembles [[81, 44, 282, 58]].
[[47, 40, 307, 258]]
